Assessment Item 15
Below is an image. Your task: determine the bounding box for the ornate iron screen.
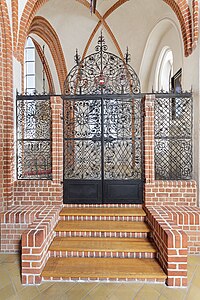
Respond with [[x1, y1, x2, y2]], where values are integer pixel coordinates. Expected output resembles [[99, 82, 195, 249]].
[[16, 95, 52, 179], [64, 34, 140, 95], [63, 34, 143, 204], [155, 93, 192, 180], [63, 95, 143, 204]]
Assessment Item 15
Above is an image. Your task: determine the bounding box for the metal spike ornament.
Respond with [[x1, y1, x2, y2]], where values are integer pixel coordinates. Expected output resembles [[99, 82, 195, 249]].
[[124, 47, 131, 64], [42, 45, 46, 94], [74, 48, 80, 66], [90, 0, 97, 14]]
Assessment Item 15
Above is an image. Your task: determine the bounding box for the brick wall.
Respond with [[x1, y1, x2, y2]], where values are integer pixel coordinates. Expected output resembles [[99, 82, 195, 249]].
[[13, 181, 62, 206], [142, 95, 197, 207], [13, 96, 63, 208], [1, 206, 42, 252], [159, 206, 200, 254], [145, 205, 200, 286], [1, 96, 63, 253], [192, 0, 199, 49], [0, 0, 14, 212], [21, 205, 61, 284], [144, 180, 197, 206], [142, 95, 197, 287], [145, 206, 188, 287]]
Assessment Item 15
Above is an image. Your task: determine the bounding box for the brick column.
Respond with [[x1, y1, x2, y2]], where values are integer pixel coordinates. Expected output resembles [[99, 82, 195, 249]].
[[51, 96, 63, 184], [142, 94, 155, 185]]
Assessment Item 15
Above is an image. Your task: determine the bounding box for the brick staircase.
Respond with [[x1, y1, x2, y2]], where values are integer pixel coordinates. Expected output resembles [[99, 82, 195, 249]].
[[42, 206, 167, 283]]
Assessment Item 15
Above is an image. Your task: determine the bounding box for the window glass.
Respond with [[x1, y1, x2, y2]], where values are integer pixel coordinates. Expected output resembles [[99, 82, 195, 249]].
[[26, 62, 35, 74], [25, 48, 35, 61], [26, 75, 35, 88], [24, 37, 35, 94]]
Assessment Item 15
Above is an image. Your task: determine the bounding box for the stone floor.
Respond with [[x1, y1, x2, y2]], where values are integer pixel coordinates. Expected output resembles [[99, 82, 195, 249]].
[[0, 254, 200, 300]]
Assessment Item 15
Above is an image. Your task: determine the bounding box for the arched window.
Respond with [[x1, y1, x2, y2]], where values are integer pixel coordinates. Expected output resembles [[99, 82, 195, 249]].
[[24, 37, 35, 94], [155, 47, 173, 92]]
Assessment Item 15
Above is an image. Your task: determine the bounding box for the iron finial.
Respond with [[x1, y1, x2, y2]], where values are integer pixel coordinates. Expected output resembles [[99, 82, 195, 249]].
[[74, 48, 80, 65], [124, 47, 131, 64], [90, 0, 97, 14]]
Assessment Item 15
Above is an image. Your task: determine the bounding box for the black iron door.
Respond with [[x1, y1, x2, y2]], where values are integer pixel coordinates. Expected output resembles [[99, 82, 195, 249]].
[[63, 95, 143, 204]]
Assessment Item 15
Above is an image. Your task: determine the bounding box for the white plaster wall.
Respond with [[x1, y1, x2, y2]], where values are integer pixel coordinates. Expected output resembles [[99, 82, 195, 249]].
[[35, 48, 48, 94], [36, 0, 97, 72], [34, 44, 50, 94], [13, 56, 21, 94], [36, 0, 178, 76], [140, 19, 183, 92]]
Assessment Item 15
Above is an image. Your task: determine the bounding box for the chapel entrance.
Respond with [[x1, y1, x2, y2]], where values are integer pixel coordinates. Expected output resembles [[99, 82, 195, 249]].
[[63, 34, 143, 204]]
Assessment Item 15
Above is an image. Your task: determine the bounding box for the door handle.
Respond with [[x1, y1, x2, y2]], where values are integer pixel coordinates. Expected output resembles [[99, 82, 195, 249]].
[[104, 135, 115, 143], [91, 135, 101, 142]]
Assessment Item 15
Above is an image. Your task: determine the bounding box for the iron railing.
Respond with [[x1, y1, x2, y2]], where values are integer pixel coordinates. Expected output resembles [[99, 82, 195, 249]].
[[154, 93, 192, 180], [16, 92, 193, 182], [16, 95, 52, 179]]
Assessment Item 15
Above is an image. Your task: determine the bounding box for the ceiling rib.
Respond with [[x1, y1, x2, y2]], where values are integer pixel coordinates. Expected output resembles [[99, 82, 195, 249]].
[[77, 0, 128, 60]]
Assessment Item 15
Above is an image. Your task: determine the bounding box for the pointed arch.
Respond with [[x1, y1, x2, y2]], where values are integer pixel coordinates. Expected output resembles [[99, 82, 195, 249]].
[[31, 37, 55, 94], [16, 0, 197, 63], [0, 0, 13, 210], [163, 0, 192, 56], [28, 16, 67, 93], [12, 0, 18, 52]]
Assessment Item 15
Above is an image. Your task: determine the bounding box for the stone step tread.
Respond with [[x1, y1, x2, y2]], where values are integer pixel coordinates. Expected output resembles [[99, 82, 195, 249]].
[[49, 237, 157, 253], [42, 257, 166, 279], [60, 207, 146, 217], [55, 220, 150, 233]]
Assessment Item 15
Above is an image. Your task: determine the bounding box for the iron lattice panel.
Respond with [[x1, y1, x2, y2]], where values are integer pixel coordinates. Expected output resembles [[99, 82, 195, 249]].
[[64, 97, 142, 181], [64, 99, 101, 140], [154, 96, 192, 180], [17, 98, 52, 179], [64, 140, 102, 180], [104, 140, 142, 180]]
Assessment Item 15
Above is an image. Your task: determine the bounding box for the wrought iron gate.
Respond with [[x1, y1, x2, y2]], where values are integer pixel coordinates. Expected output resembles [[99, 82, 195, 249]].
[[63, 95, 143, 204], [63, 34, 143, 204]]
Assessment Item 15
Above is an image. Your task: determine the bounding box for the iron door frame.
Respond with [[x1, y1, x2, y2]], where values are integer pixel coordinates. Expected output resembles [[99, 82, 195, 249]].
[[63, 94, 144, 204]]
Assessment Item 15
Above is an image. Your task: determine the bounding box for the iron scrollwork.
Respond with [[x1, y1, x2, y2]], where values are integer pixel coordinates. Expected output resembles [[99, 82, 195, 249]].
[[64, 97, 142, 181], [64, 34, 141, 95], [63, 34, 142, 188], [17, 98, 52, 179]]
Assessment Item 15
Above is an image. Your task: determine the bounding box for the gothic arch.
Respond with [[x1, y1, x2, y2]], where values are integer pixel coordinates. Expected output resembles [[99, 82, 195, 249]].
[[12, 0, 18, 52], [29, 16, 67, 93], [16, 0, 197, 64], [0, 0, 14, 210], [31, 37, 55, 94], [163, 0, 192, 56]]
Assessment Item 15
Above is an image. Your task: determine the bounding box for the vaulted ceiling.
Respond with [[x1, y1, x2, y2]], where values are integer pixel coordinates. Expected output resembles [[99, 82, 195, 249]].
[[28, 0, 183, 92], [35, 0, 181, 72]]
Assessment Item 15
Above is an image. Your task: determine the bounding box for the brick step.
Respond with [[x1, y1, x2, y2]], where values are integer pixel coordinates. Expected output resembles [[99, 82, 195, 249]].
[[42, 257, 167, 282], [49, 237, 157, 258], [55, 220, 150, 233], [56, 231, 149, 238], [60, 215, 145, 221], [60, 207, 146, 218]]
